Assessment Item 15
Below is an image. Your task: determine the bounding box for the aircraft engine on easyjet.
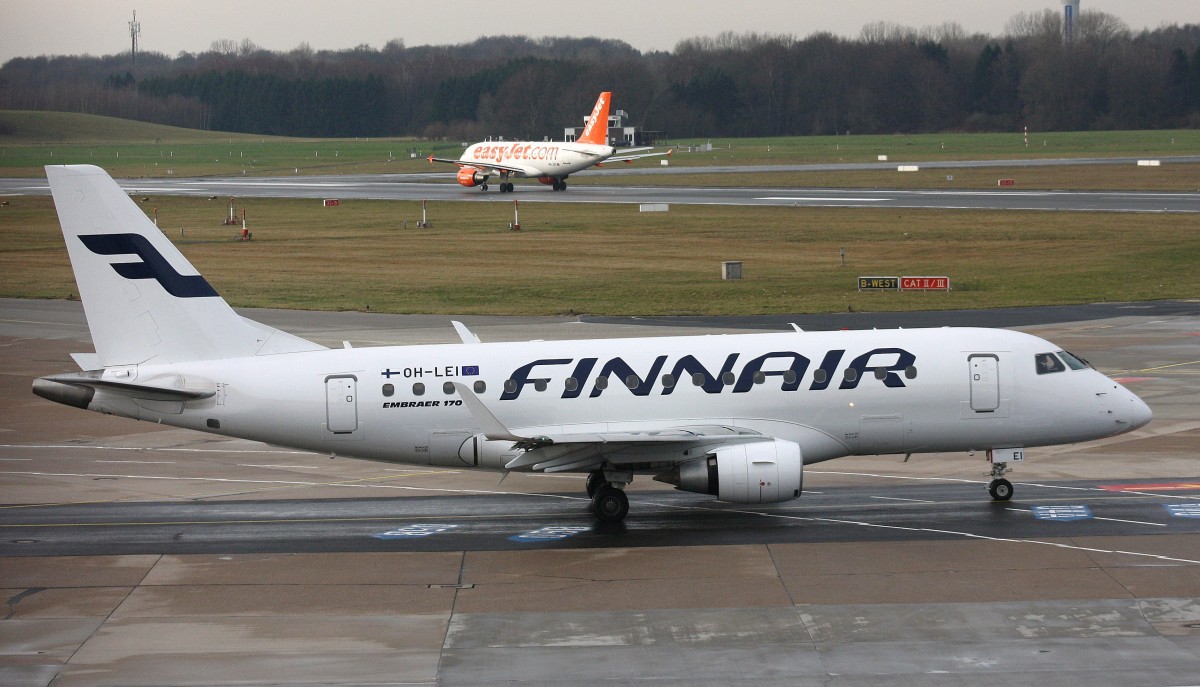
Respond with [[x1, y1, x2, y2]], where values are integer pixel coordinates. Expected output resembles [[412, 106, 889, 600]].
[[456, 167, 486, 187], [536, 175, 558, 186]]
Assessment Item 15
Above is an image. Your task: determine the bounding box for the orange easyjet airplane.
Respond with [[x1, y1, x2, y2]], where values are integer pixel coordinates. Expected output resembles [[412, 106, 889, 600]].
[[428, 92, 670, 192]]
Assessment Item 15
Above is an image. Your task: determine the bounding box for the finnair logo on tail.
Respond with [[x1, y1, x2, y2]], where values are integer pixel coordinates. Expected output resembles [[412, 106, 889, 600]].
[[79, 233, 218, 298]]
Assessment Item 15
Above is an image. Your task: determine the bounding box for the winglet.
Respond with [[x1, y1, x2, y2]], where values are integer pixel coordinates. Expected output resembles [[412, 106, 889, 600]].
[[451, 320, 481, 344], [577, 92, 611, 145], [452, 382, 523, 442]]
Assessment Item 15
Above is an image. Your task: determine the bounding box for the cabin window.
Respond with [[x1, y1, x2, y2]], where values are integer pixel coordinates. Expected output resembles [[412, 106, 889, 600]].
[[595, 376, 609, 390], [874, 368, 887, 380], [721, 371, 736, 385], [565, 377, 578, 392], [382, 383, 394, 397], [413, 382, 426, 396], [1058, 350, 1091, 370], [1036, 352, 1065, 374], [503, 379, 517, 394], [783, 370, 797, 385], [625, 375, 640, 389], [534, 379, 548, 392], [813, 369, 828, 384], [473, 380, 486, 394], [691, 373, 705, 387], [844, 368, 858, 383], [661, 374, 676, 389], [752, 371, 766, 384], [443, 382, 455, 395], [905, 366, 917, 380]]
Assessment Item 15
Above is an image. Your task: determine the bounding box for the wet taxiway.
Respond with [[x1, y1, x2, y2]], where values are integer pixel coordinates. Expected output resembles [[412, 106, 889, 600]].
[[1, 299, 1198, 686]]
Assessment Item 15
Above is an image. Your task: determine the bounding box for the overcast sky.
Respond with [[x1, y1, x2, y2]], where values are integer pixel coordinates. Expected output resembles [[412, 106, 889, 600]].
[[1, 0, 1192, 64]]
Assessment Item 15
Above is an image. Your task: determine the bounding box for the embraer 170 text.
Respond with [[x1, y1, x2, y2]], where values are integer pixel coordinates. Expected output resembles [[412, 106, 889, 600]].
[[34, 165, 1153, 522], [427, 91, 670, 192]]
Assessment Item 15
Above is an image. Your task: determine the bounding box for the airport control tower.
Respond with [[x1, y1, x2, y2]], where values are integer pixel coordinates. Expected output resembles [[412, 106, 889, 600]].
[[1062, 0, 1080, 44]]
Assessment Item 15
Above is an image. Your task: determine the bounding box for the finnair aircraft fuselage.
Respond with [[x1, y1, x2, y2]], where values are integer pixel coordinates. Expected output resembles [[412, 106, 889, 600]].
[[81, 327, 1145, 465], [34, 164, 1153, 523]]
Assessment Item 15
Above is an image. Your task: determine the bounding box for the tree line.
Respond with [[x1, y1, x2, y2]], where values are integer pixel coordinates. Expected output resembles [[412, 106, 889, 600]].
[[1, 10, 1198, 140]]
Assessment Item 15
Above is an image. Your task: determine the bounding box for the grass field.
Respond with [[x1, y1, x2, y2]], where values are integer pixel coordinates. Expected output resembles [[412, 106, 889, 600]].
[[2, 111, 1194, 316], [1, 194, 1195, 316]]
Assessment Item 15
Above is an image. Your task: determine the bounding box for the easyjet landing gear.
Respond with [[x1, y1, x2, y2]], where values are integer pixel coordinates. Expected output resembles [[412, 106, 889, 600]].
[[479, 183, 489, 191], [551, 179, 568, 191], [987, 461, 1013, 501], [498, 182, 515, 193], [588, 470, 630, 523]]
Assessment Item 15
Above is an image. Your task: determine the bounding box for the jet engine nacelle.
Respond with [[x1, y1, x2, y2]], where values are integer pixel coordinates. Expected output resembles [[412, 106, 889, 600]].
[[677, 439, 803, 504], [456, 167, 487, 187], [536, 175, 558, 186]]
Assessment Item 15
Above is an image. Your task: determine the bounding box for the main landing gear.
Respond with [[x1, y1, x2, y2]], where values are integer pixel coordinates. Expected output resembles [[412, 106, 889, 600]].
[[551, 179, 568, 191], [480, 179, 516, 192], [587, 469, 630, 523]]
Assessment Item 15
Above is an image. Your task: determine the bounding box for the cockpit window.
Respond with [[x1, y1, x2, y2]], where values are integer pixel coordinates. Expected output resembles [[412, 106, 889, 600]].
[[1058, 350, 1091, 370], [1035, 352, 1065, 374]]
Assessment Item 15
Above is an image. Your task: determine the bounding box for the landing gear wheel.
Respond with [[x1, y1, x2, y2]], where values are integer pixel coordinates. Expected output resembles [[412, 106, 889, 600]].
[[480, 183, 489, 191], [988, 478, 1013, 501], [591, 485, 629, 523], [551, 179, 562, 191], [585, 471, 607, 498], [505, 182, 514, 192], [559, 180, 568, 191]]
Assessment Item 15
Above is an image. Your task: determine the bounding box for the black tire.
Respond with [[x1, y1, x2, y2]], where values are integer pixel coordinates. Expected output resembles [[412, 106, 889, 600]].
[[480, 183, 489, 191], [585, 471, 607, 498], [591, 486, 629, 523], [560, 180, 568, 191], [988, 478, 1013, 501]]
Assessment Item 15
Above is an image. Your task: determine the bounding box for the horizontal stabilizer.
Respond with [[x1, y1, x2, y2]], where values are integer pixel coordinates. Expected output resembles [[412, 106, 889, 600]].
[[70, 353, 100, 370], [36, 372, 215, 402]]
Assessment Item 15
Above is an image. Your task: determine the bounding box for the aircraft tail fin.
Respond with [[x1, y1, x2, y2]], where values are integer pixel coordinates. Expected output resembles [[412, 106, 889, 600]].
[[45, 164, 324, 367], [576, 91, 612, 146]]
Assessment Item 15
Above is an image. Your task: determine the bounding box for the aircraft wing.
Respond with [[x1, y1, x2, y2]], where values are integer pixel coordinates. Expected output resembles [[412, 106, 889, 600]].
[[453, 382, 763, 473], [427, 155, 529, 176], [602, 148, 674, 164]]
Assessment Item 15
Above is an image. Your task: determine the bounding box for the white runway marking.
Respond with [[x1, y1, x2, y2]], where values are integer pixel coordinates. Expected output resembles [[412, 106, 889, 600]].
[[869, 495, 936, 504]]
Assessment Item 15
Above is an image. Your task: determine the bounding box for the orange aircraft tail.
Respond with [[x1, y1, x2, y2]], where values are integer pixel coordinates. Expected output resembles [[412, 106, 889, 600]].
[[577, 92, 612, 146]]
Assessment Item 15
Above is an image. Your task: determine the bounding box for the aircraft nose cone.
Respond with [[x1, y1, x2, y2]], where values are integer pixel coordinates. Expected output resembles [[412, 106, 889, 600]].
[[1126, 393, 1153, 430]]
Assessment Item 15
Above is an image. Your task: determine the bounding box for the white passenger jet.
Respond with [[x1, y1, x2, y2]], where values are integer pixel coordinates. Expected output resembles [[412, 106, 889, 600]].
[[34, 165, 1152, 523], [426, 91, 670, 192]]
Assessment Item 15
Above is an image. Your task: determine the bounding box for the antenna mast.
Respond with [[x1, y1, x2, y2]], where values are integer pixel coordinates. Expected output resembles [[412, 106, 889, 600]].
[[129, 10, 141, 65]]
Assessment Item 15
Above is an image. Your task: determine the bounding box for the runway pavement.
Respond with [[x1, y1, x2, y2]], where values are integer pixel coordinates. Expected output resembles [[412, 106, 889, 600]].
[[2, 159, 1199, 212], [1, 299, 1198, 686]]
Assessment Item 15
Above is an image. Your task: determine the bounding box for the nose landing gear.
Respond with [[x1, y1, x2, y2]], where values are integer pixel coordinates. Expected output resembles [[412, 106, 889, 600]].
[[985, 448, 1023, 501]]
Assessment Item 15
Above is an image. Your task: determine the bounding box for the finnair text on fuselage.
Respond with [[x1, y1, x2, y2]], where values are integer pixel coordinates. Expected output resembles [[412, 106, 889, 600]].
[[495, 347, 915, 400]]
